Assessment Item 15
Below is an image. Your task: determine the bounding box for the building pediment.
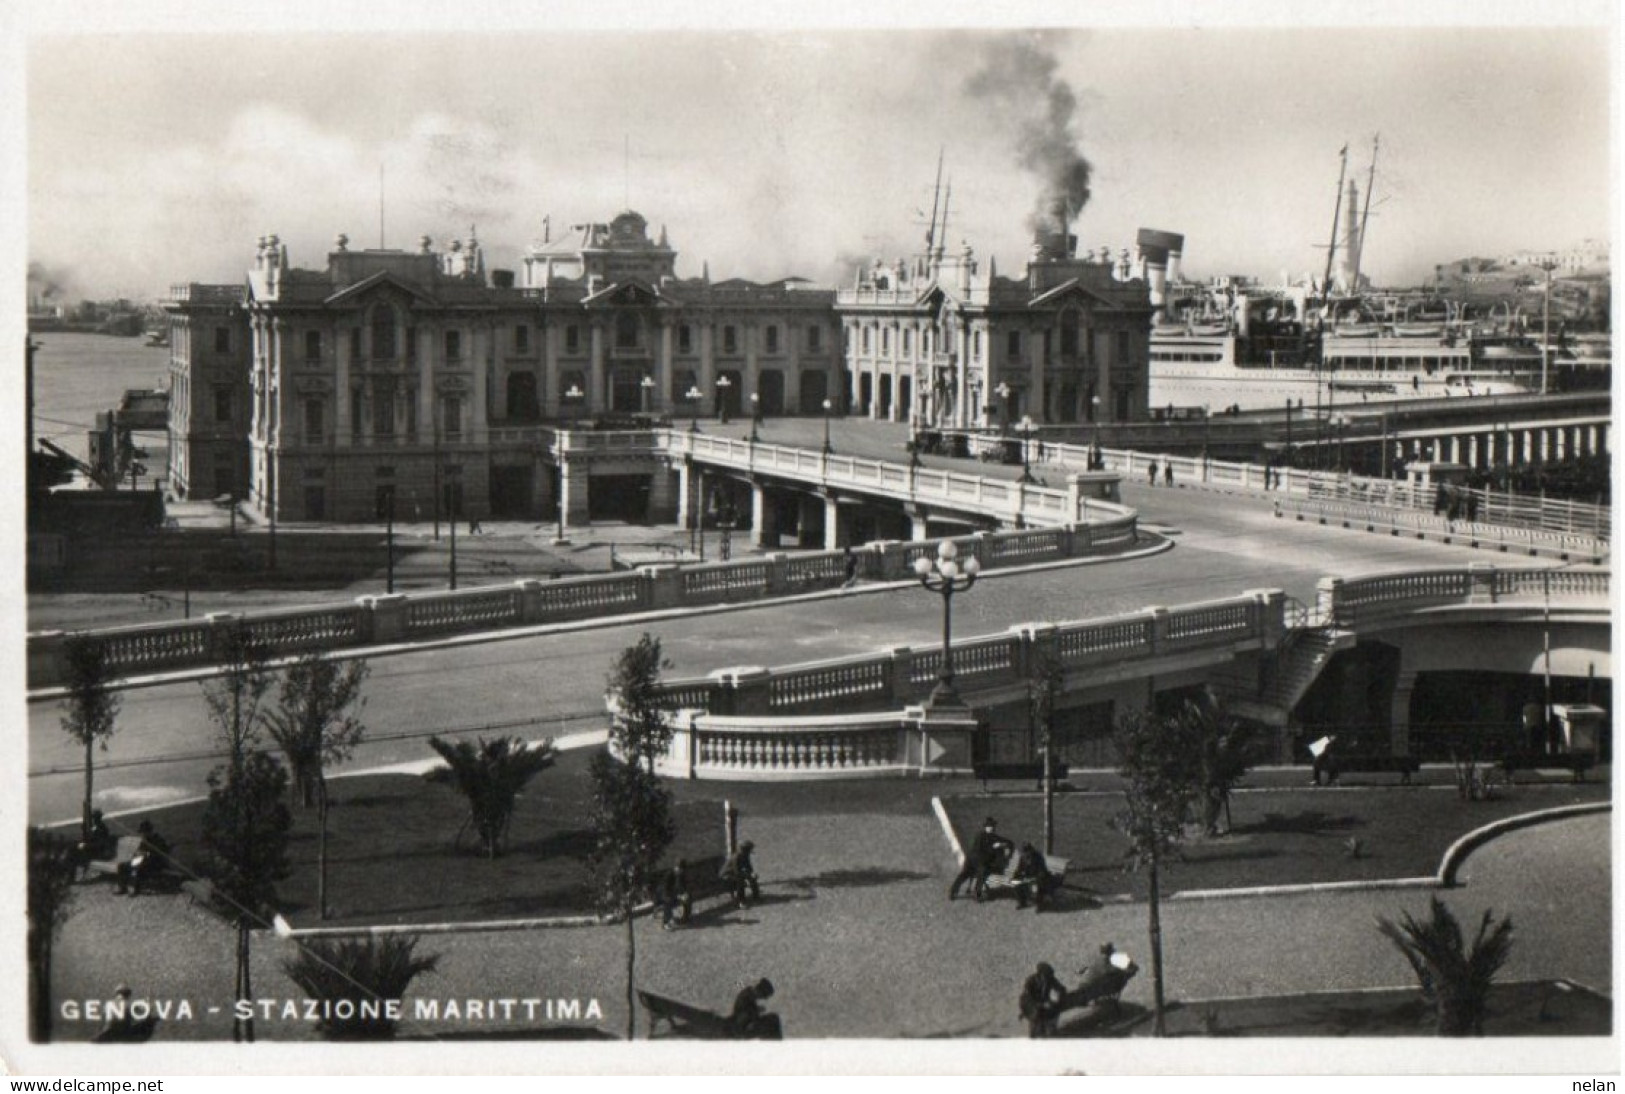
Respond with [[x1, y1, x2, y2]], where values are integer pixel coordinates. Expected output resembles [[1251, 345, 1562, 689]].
[[581, 279, 671, 309], [1026, 279, 1116, 309], [324, 271, 438, 309]]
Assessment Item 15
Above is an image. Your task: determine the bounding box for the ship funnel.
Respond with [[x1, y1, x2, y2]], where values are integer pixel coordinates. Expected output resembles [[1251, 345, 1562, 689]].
[[1137, 229, 1184, 315]]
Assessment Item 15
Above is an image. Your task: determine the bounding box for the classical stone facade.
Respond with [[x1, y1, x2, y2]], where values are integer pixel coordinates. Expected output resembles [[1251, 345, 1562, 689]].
[[194, 213, 842, 523], [163, 283, 250, 501], [834, 232, 1154, 429]]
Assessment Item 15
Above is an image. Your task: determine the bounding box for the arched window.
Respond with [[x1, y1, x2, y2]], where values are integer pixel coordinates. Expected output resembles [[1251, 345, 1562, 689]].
[[371, 304, 397, 359]]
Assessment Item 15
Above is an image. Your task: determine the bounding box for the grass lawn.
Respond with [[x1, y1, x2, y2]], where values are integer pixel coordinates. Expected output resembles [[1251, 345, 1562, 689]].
[[1058, 979, 1611, 1038], [136, 746, 731, 926], [940, 779, 1611, 902]]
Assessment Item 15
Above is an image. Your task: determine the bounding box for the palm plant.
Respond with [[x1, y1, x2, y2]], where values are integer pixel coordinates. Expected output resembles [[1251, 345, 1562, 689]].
[[1377, 897, 1515, 1036], [423, 735, 557, 858], [282, 935, 440, 1040]]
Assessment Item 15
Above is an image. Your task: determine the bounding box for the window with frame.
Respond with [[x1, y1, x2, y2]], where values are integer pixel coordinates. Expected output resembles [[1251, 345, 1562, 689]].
[[371, 305, 396, 359], [304, 398, 324, 443], [678, 324, 693, 354], [615, 312, 640, 350], [515, 324, 530, 353], [723, 325, 737, 354], [807, 325, 821, 352], [305, 330, 322, 361], [972, 331, 981, 359], [444, 329, 462, 360], [1116, 329, 1131, 363], [861, 327, 871, 353], [215, 327, 231, 354], [351, 388, 364, 436], [443, 395, 462, 437], [405, 388, 418, 437], [882, 328, 890, 354], [1060, 313, 1079, 357], [1008, 330, 1021, 358], [565, 325, 580, 354], [351, 329, 363, 362], [902, 329, 912, 354], [765, 325, 779, 354], [372, 378, 395, 435], [214, 385, 233, 423]]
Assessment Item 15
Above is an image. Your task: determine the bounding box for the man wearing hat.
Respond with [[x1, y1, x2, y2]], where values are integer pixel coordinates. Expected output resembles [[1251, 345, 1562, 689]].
[[722, 840, 760, 907], [949, 817, 1012, 902], [1019, 962, 1066, 1038]]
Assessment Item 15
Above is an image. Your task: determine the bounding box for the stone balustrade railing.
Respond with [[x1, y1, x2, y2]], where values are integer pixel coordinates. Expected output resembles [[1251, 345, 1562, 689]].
[[1277, 496, 1608, 562], [664, 431, 1129, 528], [27, 519, 1140, 690], [653, 590, 1287, 719], [626, 564, 1608, 781]]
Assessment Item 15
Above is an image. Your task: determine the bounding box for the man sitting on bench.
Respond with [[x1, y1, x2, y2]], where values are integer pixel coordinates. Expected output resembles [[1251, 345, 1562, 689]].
[[116, 820, 170, 896], [1011, 843, 1061, 911], [729, 978, 782, 1040]]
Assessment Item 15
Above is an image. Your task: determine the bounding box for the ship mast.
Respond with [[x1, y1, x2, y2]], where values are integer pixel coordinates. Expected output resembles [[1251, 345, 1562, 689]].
[[1320, 145, 1350, 316], [1351, 135, 1379, 291], [924, 147, 944, 255]]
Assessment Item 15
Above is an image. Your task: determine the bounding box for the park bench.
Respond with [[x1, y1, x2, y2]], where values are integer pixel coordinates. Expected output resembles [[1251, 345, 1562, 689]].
[[1315, 754, 1421, 785], [1500, 751, 1594, 782], [636, 990, 781, 1040], [81, 836, 144, 883], [981, 850, 1069, 908], [973, 761, 1070, 792]]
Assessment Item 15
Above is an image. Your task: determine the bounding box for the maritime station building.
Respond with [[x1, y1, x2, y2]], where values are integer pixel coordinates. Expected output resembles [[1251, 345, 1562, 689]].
[[164, 211, 1152, 525]]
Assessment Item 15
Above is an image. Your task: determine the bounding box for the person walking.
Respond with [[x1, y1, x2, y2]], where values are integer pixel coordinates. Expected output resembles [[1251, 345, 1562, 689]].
[[1147, 460, 1158, 487], [722, 840, 761, 907], [659, 859, 692, 929], [1164, 462, 1174, 488], [841, 546, 859, 589], [949, 817, 1012, 902]]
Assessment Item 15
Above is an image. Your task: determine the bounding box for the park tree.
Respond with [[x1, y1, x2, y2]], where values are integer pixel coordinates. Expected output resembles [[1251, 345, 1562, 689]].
[[27, 827, 80, 1042], [605, 633, 677, 774], [282, 935, 440, 1040], [200, 622, 274, 775], [60, 636, 122, 841], [265, 653, 370, 919], [1378, 897, 1515, 1036], [424, 735, 557, 858], [1025, 639, 1065, 855], [586, 749, 676, 1040], [1181, 692, 1261, 837], [200, 750, 294, 1042], [1111, 702, 1204, 1037]]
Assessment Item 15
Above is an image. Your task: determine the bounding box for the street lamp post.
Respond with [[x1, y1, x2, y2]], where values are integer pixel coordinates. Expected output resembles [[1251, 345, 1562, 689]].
[[1014, 415, 1037, 484], [640, 374, 656, 416], [749, 393, 761, 443], [994, 382, 1012, 435], [1089, 395, 1103, 468], [716, 375, 732, 424], [686, 385, 704, 433], [1538, 258, 1557, 395], [913, 540, 981, 710], [821, 398, 833, 455], [1331, 413, 1349, 474], [385, 488, 395, 594]]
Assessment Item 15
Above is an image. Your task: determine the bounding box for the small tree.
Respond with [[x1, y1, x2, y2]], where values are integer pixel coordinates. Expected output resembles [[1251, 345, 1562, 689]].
[[1111, 704, 1204, 1037], [587, 750, 676, 1040], [282, 935, 440, 1040], [423, 735, 557, 858], [27, 827, 80, 1042], [60, 637, 122, 841], [605, 633, 677, 774], [200, 623, 274, 776], [1025, 640, 1064, 855], [1181, 692, 1260, 837], [201, 750, 294, 1042], [1378, 897, 1515, 1036], [264, 654, 370, 919]]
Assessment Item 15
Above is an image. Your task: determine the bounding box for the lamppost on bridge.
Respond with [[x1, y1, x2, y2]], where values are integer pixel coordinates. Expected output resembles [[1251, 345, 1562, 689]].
[[994, 382, 1012, 435], [716, 374, 732, 425], [640, 374, 656, 416], [1537, 257, 1558, 396], [913, 539, 981, 712], [821, 398, 834, 455], [1013, 415, 1038, 484], [1089, 395, 1103, 469], [749, 392, 761, 444], [686, 384, 704, 433]]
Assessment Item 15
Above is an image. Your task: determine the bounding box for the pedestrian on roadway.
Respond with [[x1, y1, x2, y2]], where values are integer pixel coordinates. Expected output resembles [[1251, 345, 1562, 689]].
[[1147, 460, 1158, 487], [722, 840, 761, 906], [1164, 462, 1174, 488], [842, 546, 859, 588]]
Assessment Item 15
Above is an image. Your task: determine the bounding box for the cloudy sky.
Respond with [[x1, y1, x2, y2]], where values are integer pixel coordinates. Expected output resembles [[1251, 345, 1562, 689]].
[[21, 6, 1615, 302]]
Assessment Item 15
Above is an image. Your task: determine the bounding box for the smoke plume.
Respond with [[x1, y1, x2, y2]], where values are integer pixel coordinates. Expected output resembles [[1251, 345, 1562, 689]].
[[964, 32, 1092, 235], [28, 260, 73, 300]]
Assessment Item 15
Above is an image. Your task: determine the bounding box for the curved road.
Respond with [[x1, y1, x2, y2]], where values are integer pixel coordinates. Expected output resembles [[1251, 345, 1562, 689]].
[[28, 474, 1530, 824]]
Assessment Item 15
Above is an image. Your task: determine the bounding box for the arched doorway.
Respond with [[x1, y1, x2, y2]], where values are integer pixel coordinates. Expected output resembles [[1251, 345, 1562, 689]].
[[799, 370, 827, 414], [758, 369, 785, 416]]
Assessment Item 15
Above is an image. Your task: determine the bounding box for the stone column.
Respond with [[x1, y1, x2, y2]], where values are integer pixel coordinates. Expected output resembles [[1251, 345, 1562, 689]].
[[1389, 670, 1418, 757], [472, 322, 490, 445], [647, 464, 679, 523], [823, 492, 846, 550], [1027, 324, 1044, 424], [676, 460, 693, 529], [542, 321, 561, 418], [798, 493, 823, 548], [656, 322, 673, 415], [751, 480, 778, 548], [335, 319, 352, 446], [906, 505, 931, 541], [589, 323, 606, 414], [532, 456, 554, 518], [558, 457, 590, 531], [699, 323, 716, 396], [956, 324, 970, 429]]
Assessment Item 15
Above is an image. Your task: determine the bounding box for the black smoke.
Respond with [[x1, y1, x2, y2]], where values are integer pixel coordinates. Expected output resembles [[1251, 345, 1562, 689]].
[[964, 32, 1093, 235]]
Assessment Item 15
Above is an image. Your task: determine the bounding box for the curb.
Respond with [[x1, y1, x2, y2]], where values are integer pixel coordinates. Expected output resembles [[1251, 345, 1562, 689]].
[[1435, 801, 1611, 887], [28, 535, 1174, 702]]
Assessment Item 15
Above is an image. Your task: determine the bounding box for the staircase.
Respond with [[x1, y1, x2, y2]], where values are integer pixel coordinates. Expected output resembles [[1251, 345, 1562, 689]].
[[1226, 627, 1356, 726]]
